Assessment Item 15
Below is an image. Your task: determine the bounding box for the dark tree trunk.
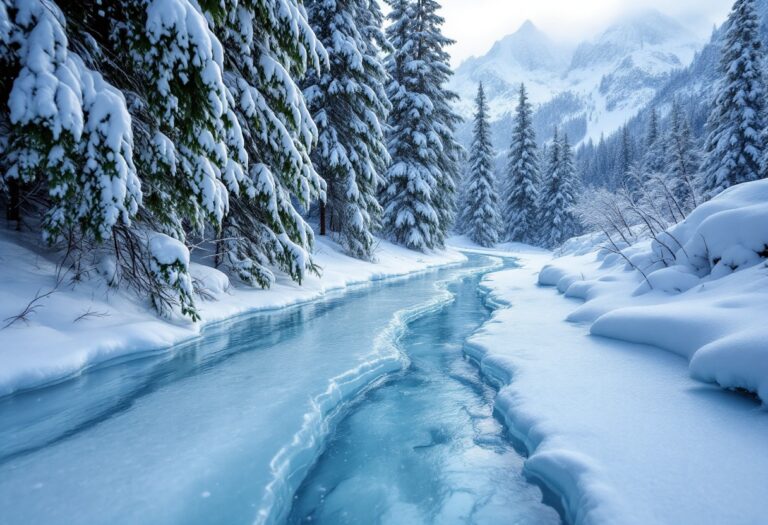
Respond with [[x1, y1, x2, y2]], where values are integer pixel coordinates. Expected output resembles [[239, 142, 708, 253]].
[[7, 178, 20, 230], [319, 203, 327, 236]]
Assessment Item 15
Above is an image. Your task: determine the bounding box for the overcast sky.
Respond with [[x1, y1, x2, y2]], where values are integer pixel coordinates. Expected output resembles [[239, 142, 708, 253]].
[[419, 0, 734, 67]]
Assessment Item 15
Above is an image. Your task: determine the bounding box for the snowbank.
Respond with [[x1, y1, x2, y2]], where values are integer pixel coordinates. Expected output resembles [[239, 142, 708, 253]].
[[539, 179, 768, 401], [0, 233, 465, 396], [463, 244, 768, 525]]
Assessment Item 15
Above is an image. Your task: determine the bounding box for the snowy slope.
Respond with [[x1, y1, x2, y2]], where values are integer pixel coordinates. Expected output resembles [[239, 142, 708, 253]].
[[448, 224, 768, 524], [538, 179, 768, 401], [465, 248, 768, 525], [451, 10, 704, 148], [0, 233, 465, 396], [450, 20, 565, 118]]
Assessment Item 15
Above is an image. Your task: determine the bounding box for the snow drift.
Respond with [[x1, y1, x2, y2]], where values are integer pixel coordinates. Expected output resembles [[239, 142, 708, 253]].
[[540, 179, 768, 401]]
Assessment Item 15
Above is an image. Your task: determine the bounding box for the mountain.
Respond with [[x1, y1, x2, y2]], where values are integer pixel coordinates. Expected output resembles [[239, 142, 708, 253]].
[[451, 10, 705, 152], [451, 20, 565, 119], [572, 0, 768, 189]]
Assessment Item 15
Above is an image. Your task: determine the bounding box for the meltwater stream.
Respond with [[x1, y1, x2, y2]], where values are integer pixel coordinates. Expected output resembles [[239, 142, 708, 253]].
[[0, 254, 561, 525]]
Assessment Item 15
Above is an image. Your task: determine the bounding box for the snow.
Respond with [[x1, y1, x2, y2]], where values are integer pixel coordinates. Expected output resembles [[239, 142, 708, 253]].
[[0, 232, 464, 397], [450, 11, 704, 146], [448, 234, 768, 525], [540, 180, 768, 400]]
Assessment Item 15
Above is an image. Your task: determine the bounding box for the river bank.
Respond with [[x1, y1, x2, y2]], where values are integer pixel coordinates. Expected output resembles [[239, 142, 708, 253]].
[[467, 247, 768, 525], [0, 232, 464, 396]]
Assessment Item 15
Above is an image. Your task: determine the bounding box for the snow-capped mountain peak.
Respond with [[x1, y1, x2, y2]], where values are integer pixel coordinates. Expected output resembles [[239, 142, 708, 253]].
[[480, 20, 562, 72], [570, 10, 695, 70], [450, 9, 705, 151]]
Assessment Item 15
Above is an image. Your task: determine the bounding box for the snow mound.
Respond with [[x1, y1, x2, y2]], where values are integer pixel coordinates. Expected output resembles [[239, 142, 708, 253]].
[[539, 180, 768, 401], [652, 180, 768, 278]]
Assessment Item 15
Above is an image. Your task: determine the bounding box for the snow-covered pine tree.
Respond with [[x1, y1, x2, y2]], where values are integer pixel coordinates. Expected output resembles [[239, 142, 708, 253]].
[[425, 8, 463, 241], [2, 0, 330, 319], [643, 108, 666, 177], [3, 0, 142, 244], [557, 133, 580, 239], [303, 0, 391, 260], [539, 129, 579, 248], [666, 99, 700, 211], [701, 0, 766, 199], [462, 83, 499, 247], [615, 125, 633, 188], [112, 0, 247, 239], [538, 128, 561, 246], [502, 83, 539, 243], [381, 0, 460, 250], [212, 0, 327, 287]]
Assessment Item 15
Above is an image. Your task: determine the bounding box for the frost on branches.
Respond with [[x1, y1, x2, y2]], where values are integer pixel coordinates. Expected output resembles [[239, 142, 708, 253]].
[[461, 83, 500, 247], [304, 0, 391, 260], [381, 0, 460, 251], [701, 0, 766, 199], [502, 84, 539, 244]]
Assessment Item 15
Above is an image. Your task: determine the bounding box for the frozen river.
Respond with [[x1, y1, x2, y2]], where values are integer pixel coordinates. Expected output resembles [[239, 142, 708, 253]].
[[0, 254, 561, 524]]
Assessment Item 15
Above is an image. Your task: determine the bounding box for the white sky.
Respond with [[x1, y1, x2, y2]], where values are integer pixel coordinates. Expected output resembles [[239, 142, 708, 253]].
[[401, 0, 734, 67]]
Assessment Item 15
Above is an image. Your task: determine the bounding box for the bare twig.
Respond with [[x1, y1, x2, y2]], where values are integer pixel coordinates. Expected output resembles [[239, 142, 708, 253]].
[[2, 288, 57, 329], [73, 308, 111, 323]]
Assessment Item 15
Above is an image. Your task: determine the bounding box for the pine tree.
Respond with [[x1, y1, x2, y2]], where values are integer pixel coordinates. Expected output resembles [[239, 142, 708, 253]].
[[643, 108, 666, 176], [539, 129, 579, 248], [462, 83, 500, 247], [701, 0, 766, 199], [4, 0, 142, 244], [558, 133, 580, 238], [596, 133, 610, 186], [303, 0, 391, 260], [617, 125, 634, 184], [1, 0, 329, 319], [381, 0, 460, 250], [214, 0, 327, 288], [666, 99, 700, 211], [502, 83, 539, 243]]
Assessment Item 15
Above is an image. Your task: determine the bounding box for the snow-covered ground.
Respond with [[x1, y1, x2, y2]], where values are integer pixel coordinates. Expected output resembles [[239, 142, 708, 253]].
[[0, 233, 465, 396], [453, 180, 768, 525], [542, 180, 768, 401]]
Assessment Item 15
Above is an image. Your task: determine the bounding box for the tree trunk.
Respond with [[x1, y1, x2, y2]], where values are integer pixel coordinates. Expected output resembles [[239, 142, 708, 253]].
[[319, 203, 327, 236], [7, 178, 20, 230]]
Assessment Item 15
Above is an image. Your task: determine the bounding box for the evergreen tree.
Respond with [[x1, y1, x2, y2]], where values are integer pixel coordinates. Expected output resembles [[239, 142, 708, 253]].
[[502, 83, 539, 243], [539, 130, 578, 248], [303, 0, 391, 260], [4, 0, 142, 244], [643, 107, 666, 176], [616, 125, 633, 187], [701, 0, 766, 199], [595, 133, 611, 187], [462, 83, 500, 247], [666, 99, 700, 210], [381, 0, 460, 250], [1, 0, 329, 319], [203, 0, 325, 289]]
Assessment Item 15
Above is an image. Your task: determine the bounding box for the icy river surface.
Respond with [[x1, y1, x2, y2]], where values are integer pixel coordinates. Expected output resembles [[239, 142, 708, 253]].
[[0, 254, 561, 525]]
